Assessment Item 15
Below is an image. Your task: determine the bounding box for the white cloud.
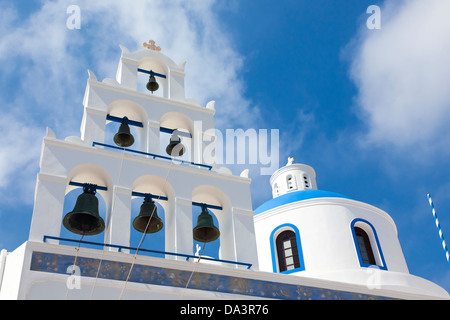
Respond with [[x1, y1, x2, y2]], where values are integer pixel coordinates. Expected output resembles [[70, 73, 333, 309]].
[[0, 114, 43, 205], [0, 1, 257, 201], [79, 0, 258, 128], [348, 0, 450, 152]]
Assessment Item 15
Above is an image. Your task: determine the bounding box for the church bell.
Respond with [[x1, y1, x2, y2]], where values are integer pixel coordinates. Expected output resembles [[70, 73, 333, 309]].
[[113, 117, 134, 148], [63, 185, 105, 236], [193, 204, 220, 243], [146, 71, 159, 93], [166, 132, 186, 157], [133, 196, 164, 234]]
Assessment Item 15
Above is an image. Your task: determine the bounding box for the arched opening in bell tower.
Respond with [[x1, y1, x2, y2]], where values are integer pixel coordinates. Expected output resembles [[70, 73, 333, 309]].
[[191, 185, 231, 262], [137, 57, 168, 98], [61, 187, 108, 247], [61, 164, 113, 247], [105, 119, 141, 150], [192, 205, 221, 260], [130, 197, 166, 257], [130, 174, 173, 257], [106, 100, 147, 152], [160, 111, 193, 162]]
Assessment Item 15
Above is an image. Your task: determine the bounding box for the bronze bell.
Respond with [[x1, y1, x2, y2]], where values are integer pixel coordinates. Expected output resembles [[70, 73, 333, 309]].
[[114, 117, 134, 148], [133, 196, 163, 234], [63, 185, 105, 236], [146, 71, 159, 93], [166, 132, 185, 157], [193, 204, 220, 243]]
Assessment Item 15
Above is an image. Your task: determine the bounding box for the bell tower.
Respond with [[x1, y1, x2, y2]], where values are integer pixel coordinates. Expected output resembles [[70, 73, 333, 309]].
[[270, 157, 318, 198], [27, 40, 258, 269]]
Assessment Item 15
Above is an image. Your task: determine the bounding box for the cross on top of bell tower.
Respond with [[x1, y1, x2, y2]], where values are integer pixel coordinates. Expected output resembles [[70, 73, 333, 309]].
[[142, 39, 161, 52]]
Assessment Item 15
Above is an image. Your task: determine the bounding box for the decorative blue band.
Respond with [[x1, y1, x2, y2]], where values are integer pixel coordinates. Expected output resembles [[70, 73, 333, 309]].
[[30, 251, 393, 300]]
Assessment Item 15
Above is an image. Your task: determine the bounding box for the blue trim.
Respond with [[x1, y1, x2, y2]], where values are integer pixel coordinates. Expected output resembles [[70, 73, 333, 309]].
[[106, 115, 144, 128], [192, 202, 222, 211], [106, 116, 192, 138], [131, 193, 222, 210], [160, 127, 192, 138], [350, 219, 387, 270], [43, 236, 249, 268], [131, 191, 169, 201], [30, 250, 392, 299], [254, 190, 351, 215], [137, 68, 166, 79], [69, 181, 108, 191], [270, 224, 305, 274], [92, 141, 212, 170]]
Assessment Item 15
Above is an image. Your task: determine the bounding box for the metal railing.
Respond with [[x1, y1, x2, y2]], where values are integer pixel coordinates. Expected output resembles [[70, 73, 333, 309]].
[[92, 141, 212, 170], [43, 235, 252, 269]]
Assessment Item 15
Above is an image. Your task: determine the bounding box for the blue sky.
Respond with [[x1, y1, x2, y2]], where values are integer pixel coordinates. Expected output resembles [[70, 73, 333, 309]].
[[1, 0, 450, 294]]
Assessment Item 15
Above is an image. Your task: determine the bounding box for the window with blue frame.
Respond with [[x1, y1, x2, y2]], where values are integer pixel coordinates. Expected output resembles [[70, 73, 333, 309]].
[[351, 219, 387, 270], [276, 230, 300, 272], [354, 227, 376, 265]]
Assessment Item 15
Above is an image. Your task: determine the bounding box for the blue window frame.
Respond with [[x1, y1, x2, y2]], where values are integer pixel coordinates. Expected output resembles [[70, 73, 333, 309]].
[[350, 219, 387, 270], [270, 224, 305, 274]]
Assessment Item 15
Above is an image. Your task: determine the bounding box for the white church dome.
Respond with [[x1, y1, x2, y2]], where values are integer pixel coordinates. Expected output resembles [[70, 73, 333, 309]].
[[253, 159, 449, 298]]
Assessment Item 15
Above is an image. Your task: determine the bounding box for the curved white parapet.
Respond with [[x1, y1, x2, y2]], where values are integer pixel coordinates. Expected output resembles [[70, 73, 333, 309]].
[[297, 269, 449, 299]]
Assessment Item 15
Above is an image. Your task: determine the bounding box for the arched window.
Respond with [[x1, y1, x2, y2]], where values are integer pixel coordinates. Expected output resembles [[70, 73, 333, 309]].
[[286, 175, 297, 191], [351, 219, 387, 270], [276, 230, 301, 272], [303, 174, 310, 189], [273, 183, 280, 197], [354, 227, 376, 265]]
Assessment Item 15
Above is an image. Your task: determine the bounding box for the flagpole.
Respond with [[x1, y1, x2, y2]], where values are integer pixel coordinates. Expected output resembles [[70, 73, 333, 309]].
[[427, 194, 450, 267]]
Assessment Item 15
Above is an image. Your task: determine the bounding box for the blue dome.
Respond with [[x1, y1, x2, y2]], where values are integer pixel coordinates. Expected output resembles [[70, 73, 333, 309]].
[[254, 189, 351, 215]]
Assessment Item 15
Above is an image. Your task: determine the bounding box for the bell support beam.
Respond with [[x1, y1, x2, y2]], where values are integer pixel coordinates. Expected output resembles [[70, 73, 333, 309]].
[[132, 191, 168, 201], [107, 116, 192, 139], [192, 202, 222, 211], [92, 141, 213, 170], [131, 192, 221, 211], [67, 187, 221, 210], [160, 127, 192, 138], [106, 114, 143, 128], [137, 68, 167, 79], [69, 181, 108, 191]]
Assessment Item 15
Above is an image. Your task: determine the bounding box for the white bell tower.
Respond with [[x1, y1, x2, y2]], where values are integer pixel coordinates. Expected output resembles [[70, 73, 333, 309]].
[[27, 41, 258, 267]]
